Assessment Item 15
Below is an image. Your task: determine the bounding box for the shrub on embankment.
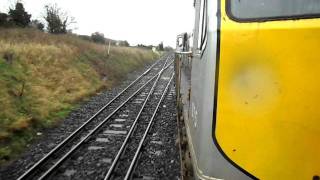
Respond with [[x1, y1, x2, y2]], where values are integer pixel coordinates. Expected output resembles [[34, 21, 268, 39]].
[[0, 28, 157, 164]]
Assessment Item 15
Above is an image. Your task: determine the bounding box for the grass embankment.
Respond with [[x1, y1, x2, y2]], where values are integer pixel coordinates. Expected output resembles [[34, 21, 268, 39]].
[[0, 28, 157, 164]]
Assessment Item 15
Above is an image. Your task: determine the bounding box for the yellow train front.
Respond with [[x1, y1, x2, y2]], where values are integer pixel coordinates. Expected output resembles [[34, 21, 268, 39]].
[[175, 0, 320, 179]]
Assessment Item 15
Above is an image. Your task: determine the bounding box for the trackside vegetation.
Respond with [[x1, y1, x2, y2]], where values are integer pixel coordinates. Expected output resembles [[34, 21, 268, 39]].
[[0, 28, 158, 165]]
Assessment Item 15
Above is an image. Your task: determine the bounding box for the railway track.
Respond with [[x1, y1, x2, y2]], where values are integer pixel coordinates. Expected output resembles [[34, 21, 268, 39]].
[[17, 54, 175, 180], [132, 85, 180, 179], [104, 68, 175, 180]]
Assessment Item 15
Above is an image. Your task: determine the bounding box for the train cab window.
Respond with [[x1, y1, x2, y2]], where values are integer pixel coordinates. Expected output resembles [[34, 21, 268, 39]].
[[197, 0, 207, 51], [228, 0, 320, 21]]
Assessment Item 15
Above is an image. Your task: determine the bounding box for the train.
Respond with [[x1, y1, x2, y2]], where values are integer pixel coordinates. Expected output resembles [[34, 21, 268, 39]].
[[174, 0, 320, 179]]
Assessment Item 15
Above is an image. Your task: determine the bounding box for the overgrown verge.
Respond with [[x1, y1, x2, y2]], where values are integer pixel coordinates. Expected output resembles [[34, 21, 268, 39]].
[[0, 28, 157, 164]]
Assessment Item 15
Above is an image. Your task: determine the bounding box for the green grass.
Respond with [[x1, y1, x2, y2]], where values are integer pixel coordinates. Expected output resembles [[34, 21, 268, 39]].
[[0, 28, 158, 165]]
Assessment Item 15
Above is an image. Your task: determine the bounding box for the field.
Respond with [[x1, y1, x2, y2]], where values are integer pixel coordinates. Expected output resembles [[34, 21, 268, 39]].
[[0, 28, 157, 164]]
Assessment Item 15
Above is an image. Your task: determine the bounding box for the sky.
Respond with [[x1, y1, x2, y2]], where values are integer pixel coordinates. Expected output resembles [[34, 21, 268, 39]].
[[0, 0, 195, 47]]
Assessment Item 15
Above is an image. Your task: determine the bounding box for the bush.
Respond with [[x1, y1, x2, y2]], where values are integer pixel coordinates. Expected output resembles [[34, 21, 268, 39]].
[[119, 40, 130, 47], [30, 20, 45, 31], [0, 13, 9, 26], [91, 32, 105, 44]]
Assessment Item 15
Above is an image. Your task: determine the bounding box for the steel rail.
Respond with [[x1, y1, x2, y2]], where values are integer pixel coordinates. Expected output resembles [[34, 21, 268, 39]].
[[103, 58, 173, 180], [124, 73, 175, 180], [16, 57, 165, 180], [37, 57, 172, 180]]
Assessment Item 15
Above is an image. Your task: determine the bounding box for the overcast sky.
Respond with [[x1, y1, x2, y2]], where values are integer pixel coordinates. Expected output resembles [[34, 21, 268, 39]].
[[0, 0, 195, 47]]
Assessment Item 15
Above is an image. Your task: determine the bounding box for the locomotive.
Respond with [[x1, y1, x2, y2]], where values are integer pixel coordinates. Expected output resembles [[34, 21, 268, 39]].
[[175, 0, 320, 179]]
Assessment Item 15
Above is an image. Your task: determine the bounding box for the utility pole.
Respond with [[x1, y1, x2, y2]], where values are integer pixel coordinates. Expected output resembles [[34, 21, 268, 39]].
[[107, 40, 111, 56]]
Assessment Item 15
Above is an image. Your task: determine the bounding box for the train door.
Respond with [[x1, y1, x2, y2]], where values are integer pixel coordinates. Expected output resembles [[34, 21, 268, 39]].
[[186, 0, 243, 178], [188, 0, 207, 160], [187, 0, 250, 179], [215, 0, 320, 179]]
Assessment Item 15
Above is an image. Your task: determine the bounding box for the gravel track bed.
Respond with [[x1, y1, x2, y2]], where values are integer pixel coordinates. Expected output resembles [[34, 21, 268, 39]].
[[109, 67, 175, 180], [132, 82, 180, 180], [0, 55, 170, 180], [51, 76, 158, 180], [47, 65, 175, 180]]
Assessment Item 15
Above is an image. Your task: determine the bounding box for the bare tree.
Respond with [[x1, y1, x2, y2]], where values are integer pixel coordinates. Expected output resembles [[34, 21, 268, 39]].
[[43, 4, 75, 34]]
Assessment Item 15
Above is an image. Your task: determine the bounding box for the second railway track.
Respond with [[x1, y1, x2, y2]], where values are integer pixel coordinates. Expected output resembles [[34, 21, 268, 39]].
[[17, 53, 175, 180]]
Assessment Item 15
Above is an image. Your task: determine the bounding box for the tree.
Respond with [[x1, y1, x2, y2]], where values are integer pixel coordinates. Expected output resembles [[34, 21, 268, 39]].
[[164, 46, 174, 51], [119, 40, 130, 47], [124, 41, 130, 47], [8, 2, 31, 27], [44, 4, 75, 34], [157, 42, 164, 51], [91, 32, 105, 44]]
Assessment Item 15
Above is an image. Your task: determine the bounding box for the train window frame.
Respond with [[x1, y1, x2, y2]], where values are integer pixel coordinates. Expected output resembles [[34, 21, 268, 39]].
[[178, 37, 183, 48], [226, 0, 320, 22], [196, 0, 208, 53]]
